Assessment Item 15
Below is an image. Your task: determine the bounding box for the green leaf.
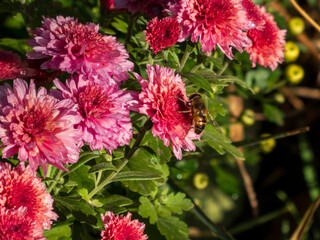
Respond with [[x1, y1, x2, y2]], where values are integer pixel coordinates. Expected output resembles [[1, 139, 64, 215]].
[[101, 27, 116, 35], [140, 145, 157, 156], [205, 56, 223, 69], [180, 72, 213, 93], [0, 38, 29, 55], [58, 237, 70, 240], [211, 161, 241, 195], [97, 195, 133, 207], [197, 70, 254, 93], [203, 125, 244, 159], [141, 131, 172, 164], [77, 188, 89, 201], [153, 163, 170, 182], [62, 151, 100, 177], [89, 199, 103, 208], [245, 69, 270, 90], [122, 149, 165, 195], [134, 31, 147, 43], [139, 196, 158, 224], [88, 162, 116, 173], [162, 192, 193, 214], [155, 204, 172, 218], [110, 16, 128, 34], [67, 165, 95, 190], [168, 49, 180, 65], [217, 76, 254, 93], [44, 224, 71, 239], [112, 171, 162, 182], [263, 103, 284, 126], [205, 94, 225, 119], [71, 221, 96, 240], [157, 216, 190, 240], [267, 68, 281, 89], [53, 196, 96, 216]]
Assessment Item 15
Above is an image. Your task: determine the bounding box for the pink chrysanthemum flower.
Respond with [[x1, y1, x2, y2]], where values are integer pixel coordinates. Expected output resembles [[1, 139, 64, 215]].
[[245, 6, 286, 71], [52, 74, 137, 152], [27, 16, 133, 83], [100, 211, 148, 240], [169, 0, 252, 59], [134, 64, 200, 160], [144, 17, 180, 54], [0, 207, 45, 240], [0, 78, 82, 174], [0, 49, 35, 80], [0, 163, 58, 230], [241, 0, 265, 29]]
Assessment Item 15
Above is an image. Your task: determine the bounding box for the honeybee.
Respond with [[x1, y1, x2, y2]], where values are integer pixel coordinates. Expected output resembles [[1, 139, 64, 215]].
[[187, 93, 207, 134], [176, 93, 220, 135]]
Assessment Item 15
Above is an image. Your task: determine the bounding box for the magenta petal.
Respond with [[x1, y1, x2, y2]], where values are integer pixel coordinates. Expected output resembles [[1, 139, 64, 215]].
[[100, 211, 148, 240], [0, 163, 58, 239], [169, 0, 252, 58], [2, 145, 20, 158], [245, 6, 286, 70], [135, 64, 200, 160]]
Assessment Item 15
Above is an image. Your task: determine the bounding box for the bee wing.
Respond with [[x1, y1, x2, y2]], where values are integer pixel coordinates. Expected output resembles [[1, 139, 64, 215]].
[[208, 112, 223, 134]]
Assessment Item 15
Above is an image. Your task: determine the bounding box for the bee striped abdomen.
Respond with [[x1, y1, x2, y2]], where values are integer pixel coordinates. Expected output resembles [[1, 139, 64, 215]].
[[190, 95, 208, 134], [194, 115, 207, 134]]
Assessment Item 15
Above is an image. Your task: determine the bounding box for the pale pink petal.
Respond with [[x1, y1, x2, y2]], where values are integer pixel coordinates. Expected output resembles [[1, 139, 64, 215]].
[[27, 16, 133, 84], [53, 74, 136, 152], [0, 78, 82, 173]]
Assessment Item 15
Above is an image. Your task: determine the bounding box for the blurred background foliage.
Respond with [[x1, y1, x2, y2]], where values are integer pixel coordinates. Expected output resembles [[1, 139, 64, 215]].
[[0, 0, 320, 239]]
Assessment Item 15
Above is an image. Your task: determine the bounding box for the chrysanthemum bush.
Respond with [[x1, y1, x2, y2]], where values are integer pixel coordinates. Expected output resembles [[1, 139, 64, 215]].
[[0, 0, 288, 239]]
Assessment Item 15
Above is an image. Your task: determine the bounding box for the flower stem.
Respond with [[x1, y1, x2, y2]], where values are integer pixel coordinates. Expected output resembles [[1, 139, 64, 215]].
[[88, 159, 129, 200], [47, 169, 64, 194], [290, 0, 320, 32], [229, 207, 289, 235], [46, 164, 52, 179], [125, 14, 138, 48], [96, 171, 102, 187], [217, 60, 230, 76], [87, 118, 152, 199], [233, 126, 310, 148], [177, 48, 191, 72]]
